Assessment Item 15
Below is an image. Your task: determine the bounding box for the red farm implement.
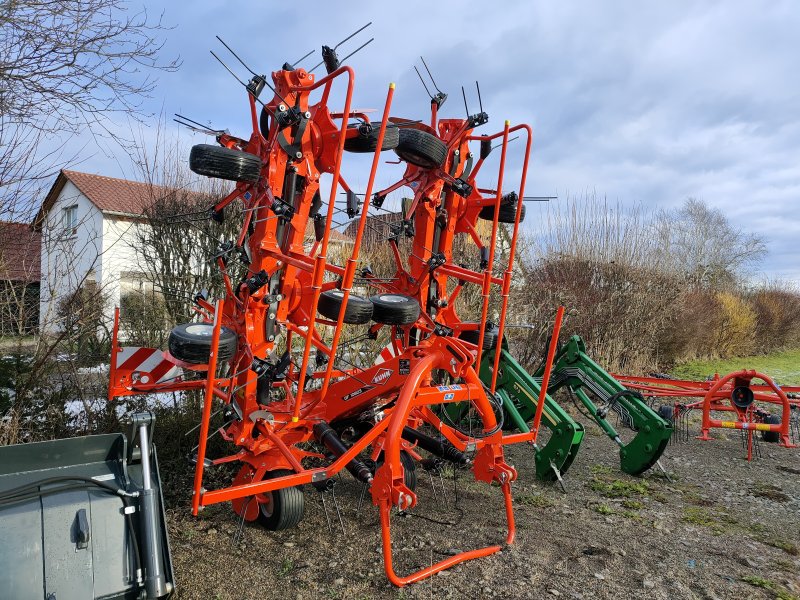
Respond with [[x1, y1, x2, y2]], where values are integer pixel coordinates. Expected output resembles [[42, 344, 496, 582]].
[[616, 371, 800, 460], [108, 30, 557, 586]]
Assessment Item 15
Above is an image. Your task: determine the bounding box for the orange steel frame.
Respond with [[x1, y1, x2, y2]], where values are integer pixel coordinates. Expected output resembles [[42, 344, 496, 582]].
[[108, 61, 550, 585], [616, 371, 798, 455]]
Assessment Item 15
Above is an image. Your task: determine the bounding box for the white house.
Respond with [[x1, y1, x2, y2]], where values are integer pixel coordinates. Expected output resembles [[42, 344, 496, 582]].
[[34, 170, 160, 332], [33, 170, 354, 334]]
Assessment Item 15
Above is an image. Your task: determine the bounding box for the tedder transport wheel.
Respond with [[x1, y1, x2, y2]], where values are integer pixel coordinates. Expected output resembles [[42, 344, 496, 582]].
[[344, 123, 400, 152], [189, 144, 262, 183], [370, 294, 420, 325], [257, 469, 305, 531], [478, 200, 526, 224], [376, 450, 417, 491], [393, 129, 448, 169], [317, 290, 374, 324], [458, 322, 500, 350], [168, 323, 238, 364], [657, 404, 675, 422], [762, 414, 781, 443]]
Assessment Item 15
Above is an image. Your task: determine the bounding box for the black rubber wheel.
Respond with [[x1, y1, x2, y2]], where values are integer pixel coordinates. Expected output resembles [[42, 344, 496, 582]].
[[376, 450, 417, 491], [370, 294, 420, 325], [168, 323, 238, 364], [317, 290, 373, 324], [189, 144, 261, 183], [459, 322, 500, 350], [259, 106, 271, 140], [657, 404, 674, 422], [762, 414, 781, 443], [256, 469, 305, 531], [344, 124, 399, 152], [394, 129, 448, 169], [479, 201, 526, 224]]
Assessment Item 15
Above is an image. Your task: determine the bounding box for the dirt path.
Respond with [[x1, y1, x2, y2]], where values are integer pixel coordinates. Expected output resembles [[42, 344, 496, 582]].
[[168, 420, 800, 599]]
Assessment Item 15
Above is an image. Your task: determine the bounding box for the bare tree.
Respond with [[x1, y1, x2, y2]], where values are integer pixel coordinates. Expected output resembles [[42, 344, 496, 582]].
[[129, 129, 244, 326], [652, 198, 767, 287], [0, 0, 179, 215]]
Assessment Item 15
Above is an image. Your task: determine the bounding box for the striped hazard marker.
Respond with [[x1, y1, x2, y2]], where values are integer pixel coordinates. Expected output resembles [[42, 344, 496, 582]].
[[375, 343, 397, 365], [115, 346, 182, 386]]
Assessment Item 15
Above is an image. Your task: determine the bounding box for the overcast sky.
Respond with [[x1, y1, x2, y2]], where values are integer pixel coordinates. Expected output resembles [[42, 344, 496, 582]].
[[79, 1, 800, 282]]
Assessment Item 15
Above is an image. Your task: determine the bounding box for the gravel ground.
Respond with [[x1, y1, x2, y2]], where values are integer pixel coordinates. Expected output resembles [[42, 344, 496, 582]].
[[167, 415, 800, 599]]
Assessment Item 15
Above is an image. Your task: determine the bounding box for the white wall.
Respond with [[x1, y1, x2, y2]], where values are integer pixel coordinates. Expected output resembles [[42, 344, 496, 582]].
[[102, 216, 150, 326], [39, 182, 104, 332]]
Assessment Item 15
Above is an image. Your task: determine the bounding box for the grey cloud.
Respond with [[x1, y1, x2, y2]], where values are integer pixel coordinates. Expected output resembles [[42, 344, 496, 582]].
[[60, 0, 800, 280]]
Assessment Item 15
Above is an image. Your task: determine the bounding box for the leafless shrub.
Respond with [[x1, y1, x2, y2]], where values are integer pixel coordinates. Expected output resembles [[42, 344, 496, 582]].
[[749, 281, 800, 352], [508, 195, 790, 373], [129, 127, 244, 326]]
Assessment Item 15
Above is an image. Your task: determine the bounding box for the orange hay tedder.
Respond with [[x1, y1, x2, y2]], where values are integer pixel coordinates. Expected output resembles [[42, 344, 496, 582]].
[[109, 26, 555, 585]]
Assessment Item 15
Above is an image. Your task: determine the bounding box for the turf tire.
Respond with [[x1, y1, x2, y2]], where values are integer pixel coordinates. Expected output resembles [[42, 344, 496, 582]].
[[370, 294, 420, 325], [344, 124, 400, 152], [168, 323, 238, 364], [317, 290, 374, 324], [394, 129, 447, 169], [478, 201, 526, 224], [256, 469, 305, 531], [762, 414, 781, 443], [189, 144, 261, 183]]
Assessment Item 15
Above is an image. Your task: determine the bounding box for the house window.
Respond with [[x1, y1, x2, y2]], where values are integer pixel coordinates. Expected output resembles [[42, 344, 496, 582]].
[[62, 205, 78, 235]]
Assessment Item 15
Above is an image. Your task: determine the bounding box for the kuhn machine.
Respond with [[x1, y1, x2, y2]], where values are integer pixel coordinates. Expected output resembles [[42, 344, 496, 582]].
[[108, 32, 533, 585], [107, 27, 672, 586]]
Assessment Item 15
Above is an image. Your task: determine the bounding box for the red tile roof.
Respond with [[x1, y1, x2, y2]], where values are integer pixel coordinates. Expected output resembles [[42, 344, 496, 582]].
[[0, 221, 41, 282], [34, 170, 162, 226], [34, 170, 352, 244], [61, 170, 162, 216]]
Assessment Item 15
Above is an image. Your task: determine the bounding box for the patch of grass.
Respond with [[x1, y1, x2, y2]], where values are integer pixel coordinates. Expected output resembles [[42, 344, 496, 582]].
[[590, 464, 613, 475], [594, 504, 614, 515], [622, 510, 643, 521], [278, 557, 293, 578], [772, 557, 798, 572], [622, 499, 643, 510], [751, 482, 790, 503], [517, 493, 554, 509], [651, 492, 669, 504], [682, 506, 736, 534], [741, 575, 799, 600], [682, 507, 716, 528], [589, 477, 649, 498], [648, 469, 678, 482], [673, 348, 800, 385], [749, 521, 770, 535]]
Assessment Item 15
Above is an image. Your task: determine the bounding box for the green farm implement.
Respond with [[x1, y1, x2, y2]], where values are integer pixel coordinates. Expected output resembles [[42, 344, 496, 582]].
[[473, 334, 673, 481]]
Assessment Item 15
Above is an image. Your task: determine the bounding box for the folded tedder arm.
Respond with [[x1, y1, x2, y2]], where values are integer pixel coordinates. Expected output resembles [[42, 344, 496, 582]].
[[476, 345, 585, 481], [468, 334, 673, 480], [540, 335, 673, 475]]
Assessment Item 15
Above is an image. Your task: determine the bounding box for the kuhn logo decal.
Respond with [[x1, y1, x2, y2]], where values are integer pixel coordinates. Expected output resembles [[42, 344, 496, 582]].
[[371, 368, 393, 385]]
